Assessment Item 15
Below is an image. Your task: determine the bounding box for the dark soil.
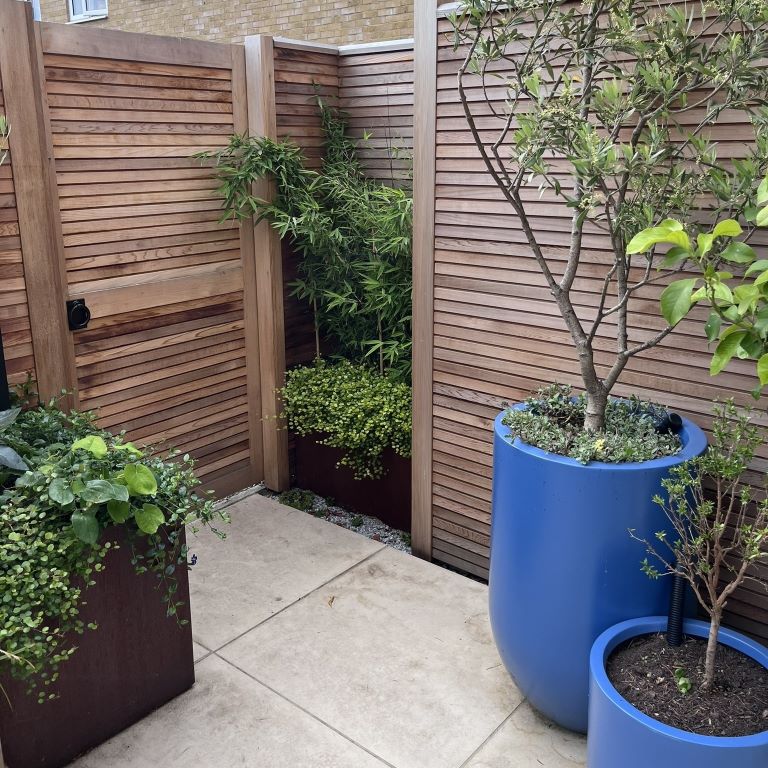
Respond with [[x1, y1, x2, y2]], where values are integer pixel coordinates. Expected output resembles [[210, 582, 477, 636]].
[[606, 633, 768, 737]]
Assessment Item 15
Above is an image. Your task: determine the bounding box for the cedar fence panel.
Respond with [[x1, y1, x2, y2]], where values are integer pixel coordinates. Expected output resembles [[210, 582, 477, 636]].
[[411, 2, 768, 642], [271, 37, 415, 370], [0, 0, 297, 497], [0, 70, 35, 388]]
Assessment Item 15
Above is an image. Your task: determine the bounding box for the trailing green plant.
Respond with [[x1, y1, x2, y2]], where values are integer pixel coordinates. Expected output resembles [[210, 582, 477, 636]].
[[502, 384, 681, 464], [280, 360, 411, 480], [0, 400, 227, 701], [451, 0, 768, 431], [632, 401, 768, 691], [629, 175, 768, 394], [200, 102, 413, 382]]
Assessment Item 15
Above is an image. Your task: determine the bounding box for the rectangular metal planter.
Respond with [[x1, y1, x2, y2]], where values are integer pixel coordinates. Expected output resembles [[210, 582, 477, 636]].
[[294, 433, 412, 533], [0, 528, 195, 768]]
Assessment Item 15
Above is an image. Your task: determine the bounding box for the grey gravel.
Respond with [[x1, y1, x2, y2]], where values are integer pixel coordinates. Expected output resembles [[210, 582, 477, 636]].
[[262, 487, 412, 553]]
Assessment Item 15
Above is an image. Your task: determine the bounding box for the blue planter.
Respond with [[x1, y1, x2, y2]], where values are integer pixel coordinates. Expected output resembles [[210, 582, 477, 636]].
[[589, 617, 768, 767], [489, 408, 707, 733]]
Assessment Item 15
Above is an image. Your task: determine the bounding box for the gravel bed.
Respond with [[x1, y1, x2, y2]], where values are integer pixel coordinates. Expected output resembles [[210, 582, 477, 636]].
[[262, 487, 412, 553]]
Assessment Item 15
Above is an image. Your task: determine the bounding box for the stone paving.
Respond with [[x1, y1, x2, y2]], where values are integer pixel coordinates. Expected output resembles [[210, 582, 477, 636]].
[[69, 493, 586, 768]]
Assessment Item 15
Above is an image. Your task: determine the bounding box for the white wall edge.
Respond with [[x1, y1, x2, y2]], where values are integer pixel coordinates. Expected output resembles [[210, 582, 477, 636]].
[[272, 36, 339, 53], [338, 38, 414, 55], [437, 2, 463, 18]]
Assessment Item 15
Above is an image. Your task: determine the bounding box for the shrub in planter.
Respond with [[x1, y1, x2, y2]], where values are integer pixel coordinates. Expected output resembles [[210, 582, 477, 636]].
[[589, 402, 768, 767], [280, 360, 412, 529], [450, 0, 768, 732], [281, 360, 411, 481], [0, 400, 227, 766]]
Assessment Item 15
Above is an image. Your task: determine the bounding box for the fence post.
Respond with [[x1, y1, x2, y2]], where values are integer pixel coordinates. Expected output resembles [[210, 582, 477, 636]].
[[230, 42, 266, 486], [411, 1, 438, 559], [243, 34, 290, 492], [0, 0, 77, 405]]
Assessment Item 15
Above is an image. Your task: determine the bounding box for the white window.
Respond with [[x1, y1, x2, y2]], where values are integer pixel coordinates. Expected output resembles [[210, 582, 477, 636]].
[[68, 0, 107, 23]]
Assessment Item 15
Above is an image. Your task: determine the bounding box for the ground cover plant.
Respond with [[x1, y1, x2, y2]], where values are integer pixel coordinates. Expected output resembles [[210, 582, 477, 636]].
[[503, 384, 681, 463], [451, 0, 768, 434], [280, 359, 411, 479], [0, 399, 226, 701]]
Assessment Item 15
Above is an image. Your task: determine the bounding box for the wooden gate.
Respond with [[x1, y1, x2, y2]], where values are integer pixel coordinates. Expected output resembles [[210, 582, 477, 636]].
[[0, 0, 289, 496]]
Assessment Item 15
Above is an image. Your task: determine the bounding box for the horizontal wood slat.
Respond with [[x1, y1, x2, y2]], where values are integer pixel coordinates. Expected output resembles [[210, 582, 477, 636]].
[[422, 11, 768, 641], [30, 21, 262, 495]]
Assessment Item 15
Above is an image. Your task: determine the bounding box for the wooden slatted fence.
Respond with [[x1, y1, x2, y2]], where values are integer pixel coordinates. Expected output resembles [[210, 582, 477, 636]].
[[412, 1, 768, 643], [0, 0, 295, 496]]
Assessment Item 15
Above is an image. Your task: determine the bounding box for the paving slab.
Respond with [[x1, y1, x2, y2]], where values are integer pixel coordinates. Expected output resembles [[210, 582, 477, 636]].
[[464, 701, 587, 767], [69, 654, 388, 768], [192, 641, 210, 663], [188, 493, 384, 650], [220, 545, 523, 768]]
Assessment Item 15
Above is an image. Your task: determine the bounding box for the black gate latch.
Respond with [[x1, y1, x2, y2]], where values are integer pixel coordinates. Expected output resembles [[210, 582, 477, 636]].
[[66, 299, 91, 331]]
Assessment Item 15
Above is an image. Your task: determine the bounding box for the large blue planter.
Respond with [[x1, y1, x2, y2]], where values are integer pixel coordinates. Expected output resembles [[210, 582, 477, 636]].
[[489, 408, 707, 733], [589, 617, 768, 767]]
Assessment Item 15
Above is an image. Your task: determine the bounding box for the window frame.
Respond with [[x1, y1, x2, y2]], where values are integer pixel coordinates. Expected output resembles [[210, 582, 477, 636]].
[[67, 0, 108, 24]]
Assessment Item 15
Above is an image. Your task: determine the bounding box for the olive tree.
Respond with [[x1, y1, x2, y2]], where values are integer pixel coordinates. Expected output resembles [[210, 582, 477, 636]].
[[451, 0, 768, 430]]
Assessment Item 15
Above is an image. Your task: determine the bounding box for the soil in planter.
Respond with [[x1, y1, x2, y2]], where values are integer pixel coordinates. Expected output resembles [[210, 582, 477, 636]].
[[607, 632, 768, 737]]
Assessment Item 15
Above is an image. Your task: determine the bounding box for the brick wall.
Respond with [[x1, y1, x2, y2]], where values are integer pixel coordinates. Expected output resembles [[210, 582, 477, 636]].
[[38, 0, 414, 44]]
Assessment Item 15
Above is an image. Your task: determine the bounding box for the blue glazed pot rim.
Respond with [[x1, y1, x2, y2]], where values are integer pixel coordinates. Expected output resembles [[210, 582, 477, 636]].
[[494, 405, 707, 470], [590, 616, 768, 746]]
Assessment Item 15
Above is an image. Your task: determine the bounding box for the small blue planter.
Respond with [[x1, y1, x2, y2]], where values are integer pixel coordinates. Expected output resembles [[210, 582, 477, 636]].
[[489, 407, 707, 733], [589, 617, 768, 767]]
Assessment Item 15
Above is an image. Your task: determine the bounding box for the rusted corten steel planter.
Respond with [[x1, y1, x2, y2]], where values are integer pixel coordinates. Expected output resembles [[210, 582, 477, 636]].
[[293, 433, 412, 533], [0, 528, 195, 768]]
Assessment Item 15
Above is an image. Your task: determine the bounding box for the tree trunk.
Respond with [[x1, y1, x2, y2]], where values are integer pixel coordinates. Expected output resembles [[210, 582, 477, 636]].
[[702, 611, 721, 691], [584, 385, 608, 432]]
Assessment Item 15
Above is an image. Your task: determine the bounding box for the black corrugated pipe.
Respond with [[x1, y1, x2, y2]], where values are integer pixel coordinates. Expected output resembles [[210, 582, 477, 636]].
[[667, 571, 686, 647], [0, 329, 10, 411]]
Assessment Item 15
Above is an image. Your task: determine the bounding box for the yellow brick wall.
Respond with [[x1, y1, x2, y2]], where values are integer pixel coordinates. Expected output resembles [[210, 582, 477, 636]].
[[38, 0, 414, 44]]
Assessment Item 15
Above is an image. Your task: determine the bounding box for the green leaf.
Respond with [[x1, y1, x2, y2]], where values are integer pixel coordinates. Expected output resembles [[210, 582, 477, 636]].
[[71, 435, 108, 459], [757, 177, 768, 206], [720, 241, 756, 264], [113, 442, 142, 456], [0, 407, 21, 431], [710, 330, 747, 376], [696, 233, 714, 257], [627, 225, 690, 255], [107, 499, 133, 524], [757, 205, 768, 228], [78, 480, 127, 504], [71, 511, 100, 545], [704, 312, 721, 343], [746, 259, 768, 276], [135, 503, 165, 534], [0, 446, 28, 471], [123, 464, 157, 496], [48, 478, 74, 506], [661, 246, 689, 268], [660, 279, 697, 326], [758, 354, 768, 386], [712, 219, 742, 238]]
